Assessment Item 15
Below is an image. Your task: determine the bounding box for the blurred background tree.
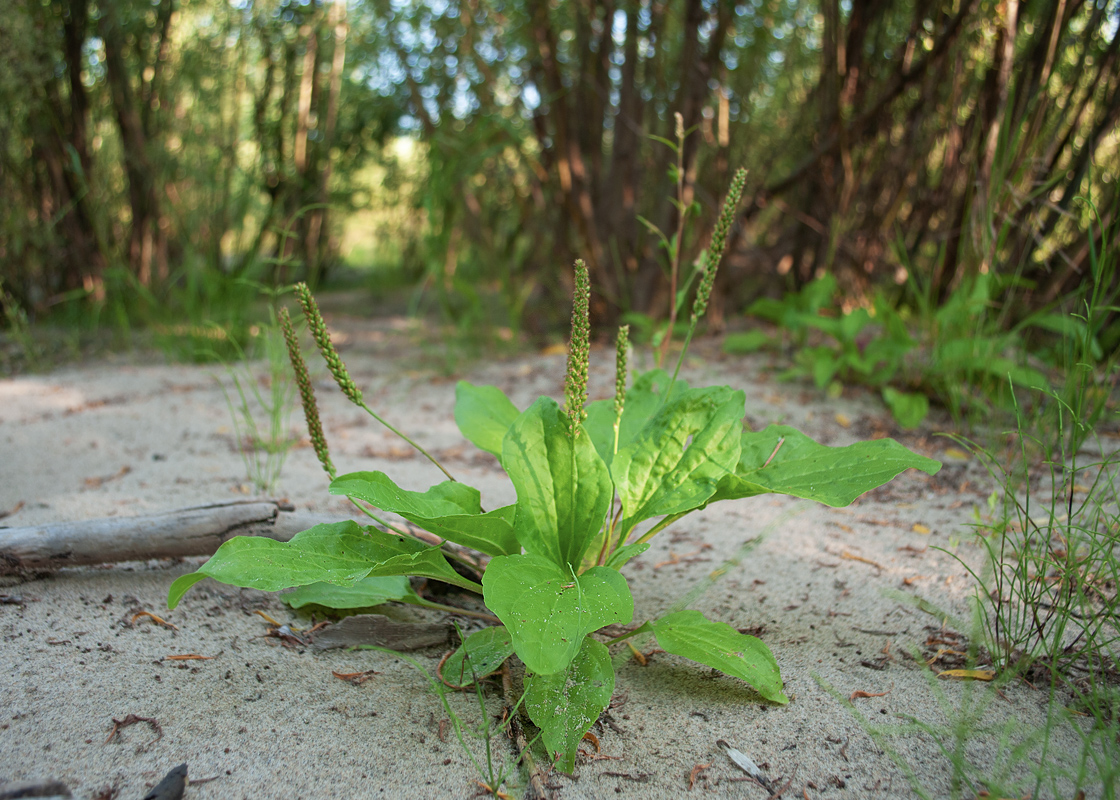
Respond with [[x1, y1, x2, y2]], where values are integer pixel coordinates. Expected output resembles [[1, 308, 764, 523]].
[[1, 0, 1116, 337]]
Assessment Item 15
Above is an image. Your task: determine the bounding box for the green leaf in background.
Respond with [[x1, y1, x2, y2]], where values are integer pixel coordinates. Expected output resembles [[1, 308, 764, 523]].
[[502, 397, 612, 567], [611, 386, 744, 535], [709, 425, 940, 506], [439, 625, 515, 688], [281, 575, 413, 610], [650, 610, 788, 704], [721, 330, 771, 354], [882, 387, 930, 429], [524, 635, 615, 774], [584, 369, 691, 467], [483, 554, 633, 675], [167, 520, 481, 609], [808, 347, 840, 389], [329, 471, 519, 556], [454, 381, 520, 458]]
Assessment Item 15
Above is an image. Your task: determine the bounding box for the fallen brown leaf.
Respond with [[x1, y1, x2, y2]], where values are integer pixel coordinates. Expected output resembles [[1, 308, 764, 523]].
[[130, 610, 178, 630], [841, 551, 885, 570], [84, 465, 131, 489], [332, 669, 380, 685], [104, 713, 162, 744], [938, 669, 995, 681], [849, 689, 891, 700], [688, 763, 711, 790]]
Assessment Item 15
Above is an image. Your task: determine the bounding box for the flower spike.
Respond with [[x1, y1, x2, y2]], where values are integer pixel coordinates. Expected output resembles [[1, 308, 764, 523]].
[[691, 168, 747, 325], [280, 307, 336, 480], [614, 324, 630, 417], [564, 259, 591, 437], [294, 282, 363, 406]]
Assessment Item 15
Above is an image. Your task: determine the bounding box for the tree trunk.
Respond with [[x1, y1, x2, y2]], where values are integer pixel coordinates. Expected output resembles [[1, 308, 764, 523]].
[[98, 2, 171, 286]]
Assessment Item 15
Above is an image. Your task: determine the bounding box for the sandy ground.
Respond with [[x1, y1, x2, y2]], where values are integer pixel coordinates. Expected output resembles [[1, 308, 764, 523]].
[[0, 310, 1108, 799]]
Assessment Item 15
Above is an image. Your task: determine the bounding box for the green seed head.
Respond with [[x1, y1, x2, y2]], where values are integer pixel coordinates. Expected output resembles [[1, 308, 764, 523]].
[[280, 307, 336, 481], [614, 324, 630, 416], [294, 282, 363, 406], [564, 259, 591, 437], [691, 168, 747, 325]]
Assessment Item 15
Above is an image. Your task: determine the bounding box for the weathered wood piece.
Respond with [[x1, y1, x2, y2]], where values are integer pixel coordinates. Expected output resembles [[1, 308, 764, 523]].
[[309, 614, 453, 651], [0, 500, 328, 574]]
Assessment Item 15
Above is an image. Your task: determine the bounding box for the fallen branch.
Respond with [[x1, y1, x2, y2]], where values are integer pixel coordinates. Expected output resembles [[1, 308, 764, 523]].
[[0, 500, 299, 574], [0, 500, 489, 577]]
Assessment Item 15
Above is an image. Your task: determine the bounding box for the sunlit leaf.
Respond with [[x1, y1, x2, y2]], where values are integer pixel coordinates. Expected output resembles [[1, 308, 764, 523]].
[[330, 471, 518, 556], [454, 381, 520, 458], [502, 397, 612, 567], [483, 554, 632, 675], [584, 369, 690, 468], [167, 521, 479, 609], [709, 425, 940, 507], [611, 386, 744, 534], [651, 610, 788, 703]]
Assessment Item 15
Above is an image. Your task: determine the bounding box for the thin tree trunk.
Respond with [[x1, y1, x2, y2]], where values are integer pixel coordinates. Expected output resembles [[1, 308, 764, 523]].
[[306, 0, 348, 286], [99, 2, 170, 286]]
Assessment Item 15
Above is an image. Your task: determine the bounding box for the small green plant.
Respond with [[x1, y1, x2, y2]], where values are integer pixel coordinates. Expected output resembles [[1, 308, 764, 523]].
[[637, 113, 709, 365], [213, 286, 300, 494], [895, 207, 1120, 799], [728, 274, 928, 426], [727, 266, 1061, 428], [167, 176, 940, 775], [365, 624, 524, 797], [947, 412, 1119, 681], [0, 279, 42, 372]]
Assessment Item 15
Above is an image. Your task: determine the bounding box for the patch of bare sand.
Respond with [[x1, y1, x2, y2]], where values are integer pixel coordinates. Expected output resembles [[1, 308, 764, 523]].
[[0, 317, 1101, 799]]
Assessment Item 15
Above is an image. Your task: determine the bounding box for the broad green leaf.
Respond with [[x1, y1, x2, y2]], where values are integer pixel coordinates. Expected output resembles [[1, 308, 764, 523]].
[[882, 387, 929, 429], [454, 381, 520, 458], [525, 636, 615, 774], [584, 369, 690, 467], [610, 386, 744, 535], [709, 425, 941, 507], [502, 397, 612, 567], [651, 610, 788, 704], [439, 626, 515, 688], [329, 471, 518, 556], [169, 521, 417, 608], [281, 575, 413, 610], [483, 554, 633, 675], [167, 521, 480, 609]]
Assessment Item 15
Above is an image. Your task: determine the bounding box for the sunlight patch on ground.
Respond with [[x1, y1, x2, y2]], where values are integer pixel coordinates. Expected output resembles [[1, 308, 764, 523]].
[[0, 379, 86, 422]]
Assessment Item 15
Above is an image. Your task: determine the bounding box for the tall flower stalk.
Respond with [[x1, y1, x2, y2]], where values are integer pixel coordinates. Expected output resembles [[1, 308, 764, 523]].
[[657, 112, 690, 367], [292, 282, 456, 482], [666, 167, 748, 394], [612, 323, 630, 456], [563, 259, 591, 438], [280, 307, 335, 480]]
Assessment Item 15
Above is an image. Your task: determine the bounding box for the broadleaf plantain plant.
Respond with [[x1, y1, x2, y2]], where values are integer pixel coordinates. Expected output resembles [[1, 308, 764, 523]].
[[168, 170, 941, 774]]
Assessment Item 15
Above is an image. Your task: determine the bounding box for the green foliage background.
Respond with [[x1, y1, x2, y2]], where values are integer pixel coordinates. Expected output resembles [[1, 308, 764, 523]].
[[1, 0, 1117, 344]]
